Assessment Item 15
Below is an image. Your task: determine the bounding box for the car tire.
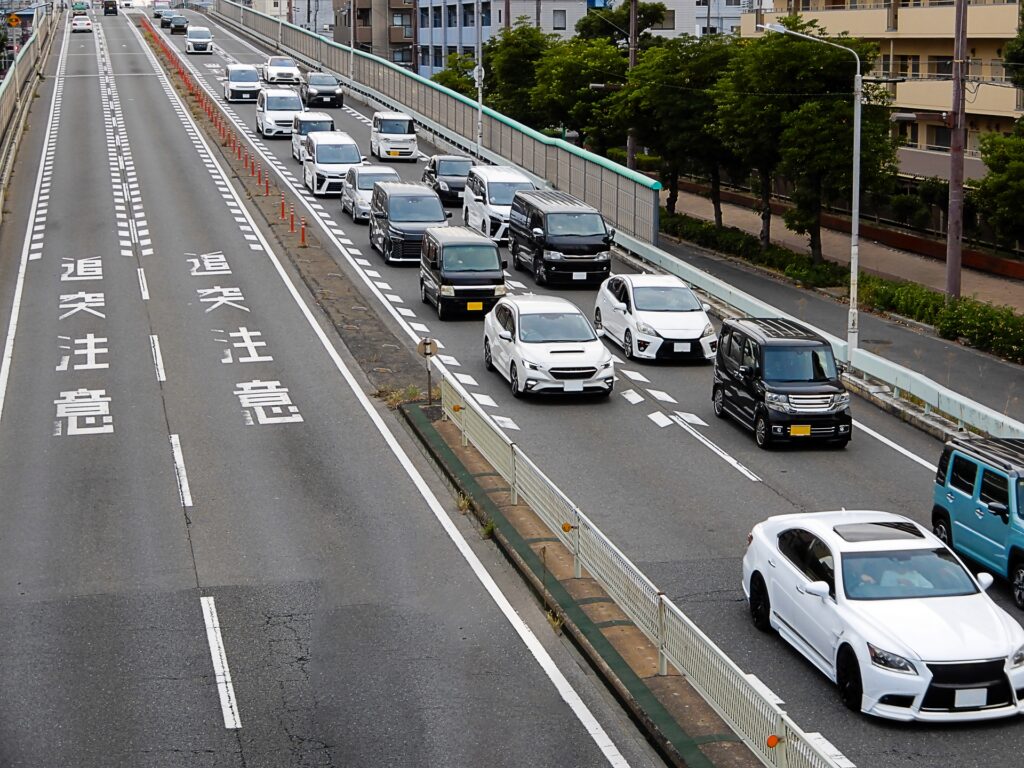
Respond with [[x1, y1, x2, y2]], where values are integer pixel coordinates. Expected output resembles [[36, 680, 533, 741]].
[[754, 412, 772, 450], [383, 237, 393, 265], [713, 387, 726, 418], [419, 281, 429, 305], [510, 362, 522, 399], [748, 573, 771, 632], [484, 339, 495, 371], [932, 509, 953, 548], [836, 646, 863, 713], [436, 297, 447, 321], [623, 330, 635, 360], [512, 242, 525, 272], [594, 308, 603, 331], [1011, 558, 1024, 611]]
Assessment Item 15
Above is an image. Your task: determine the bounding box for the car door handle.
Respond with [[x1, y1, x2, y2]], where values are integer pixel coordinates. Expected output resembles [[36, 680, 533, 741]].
[[795, 585, 805, 594], [975, 508, 986, 518], [946, 493, 955, 502], [767, 558, 776, 568]]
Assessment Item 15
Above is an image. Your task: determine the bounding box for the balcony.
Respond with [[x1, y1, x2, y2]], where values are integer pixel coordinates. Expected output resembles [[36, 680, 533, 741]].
[[895, 78, 1020, 117], [389, 24, 414, 42], [897, 146, 987, 180], [896, 1, 1017, 36]]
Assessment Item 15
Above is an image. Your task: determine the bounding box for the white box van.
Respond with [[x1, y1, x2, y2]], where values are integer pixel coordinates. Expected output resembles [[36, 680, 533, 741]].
[[255, 88, 304, 138], [291, 112, 334, 161], [463, 165, 537, 244], [185, 26, 214, 54], [223, 64, 260, 102], [369, 111, 418, 161]]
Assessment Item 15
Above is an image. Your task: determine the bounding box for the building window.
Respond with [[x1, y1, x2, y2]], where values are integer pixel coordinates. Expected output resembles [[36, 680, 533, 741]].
[[552, 9, 566, 28], [392, 12, 409, 26], [433, 46, 443, 67], [419, 7, 428, 27], [497, 8, 501, 23], [432, 7, 442, 27], [928, 55, 953, 77], [421, 46, 431, 65], [393, 48, 412, 64], [463, 3, 474, 25], [650, 9, 674, 28], [447, 4, 457, 26], [448, 45, 458, 58], [463, 46, 475, 57], [700, 25, 717, 34], [897, 121, 919, 148], [725, 0, 740, 5], [695, 0, 707, 6], [896, 54, 919, 78], [928, 125, 951, 150], [481, 2, 490, 25], [357, 8, 370, 26]]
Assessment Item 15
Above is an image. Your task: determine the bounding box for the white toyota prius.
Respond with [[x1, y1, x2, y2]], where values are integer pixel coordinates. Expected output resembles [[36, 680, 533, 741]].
[[743, 509, 1024, 722]]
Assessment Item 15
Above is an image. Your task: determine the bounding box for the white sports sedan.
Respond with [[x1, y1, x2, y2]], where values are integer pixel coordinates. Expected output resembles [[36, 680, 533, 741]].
[[262, 56, 302, 85], [594, 274, 717, 362], [483, 295, 614, 398], [71, 16, 93, 32], [743, 509, 1024, 722]]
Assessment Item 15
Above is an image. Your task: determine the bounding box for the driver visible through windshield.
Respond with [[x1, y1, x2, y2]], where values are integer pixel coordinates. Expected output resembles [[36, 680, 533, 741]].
[[762, 345, 837, 383], [441, 245, 499, 272], [388, 195, 445, 222], [488, 181, 534, 205], [633, 286, 702, 312], [519, 313, 596, 344], [298, 121, 334, 135], [842, 549, 978, 600]]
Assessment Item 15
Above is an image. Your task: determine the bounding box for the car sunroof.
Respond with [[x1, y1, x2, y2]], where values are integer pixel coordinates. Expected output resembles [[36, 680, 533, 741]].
[[833, 521, 924, 542]]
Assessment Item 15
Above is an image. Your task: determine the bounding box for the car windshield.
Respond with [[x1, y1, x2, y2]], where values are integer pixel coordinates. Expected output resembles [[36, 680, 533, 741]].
[[519, 312, 596, 343], [632, 286, 702, 312], [316, 144, 361, 164], [380, 118, 414, 134], [357, 173, 398, 191], [309, 74, 337, 86], [437, 159, 473, 177], [230, 69, 259, 82], [487, 181, 533, 205], [189, 29, 211, 39], [842, 548, 978, 600], [171, 16, 187, 23], [267, 96, 302, 111], [298, 120, 333, 135], [441, 245, 499, 272], [546, 212, 606, 237], [388, 195, 444, 222], [269, 57, 295, 67], [762, 345, 837, 383]]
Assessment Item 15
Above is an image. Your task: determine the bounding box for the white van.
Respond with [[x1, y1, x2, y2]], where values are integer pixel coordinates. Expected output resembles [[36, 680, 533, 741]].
[[185, 26, 213, 54], [223, 64, 260, 102], [302, 131, 365, 196], [291, 112, 334, 161], [255, 88, 304, 138], [369, 111, 418, 161], [463, 165, 538, 244]]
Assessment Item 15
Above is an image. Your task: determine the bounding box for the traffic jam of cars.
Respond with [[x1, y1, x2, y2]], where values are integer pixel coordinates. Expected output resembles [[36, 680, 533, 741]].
[[161, 42, 1024, 726]]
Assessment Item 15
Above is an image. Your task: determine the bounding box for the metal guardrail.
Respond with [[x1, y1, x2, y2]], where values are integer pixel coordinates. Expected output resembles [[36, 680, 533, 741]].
[[207, 0, 662, 245], [0, 6, 54, 225], [440, 373, 849, 768]]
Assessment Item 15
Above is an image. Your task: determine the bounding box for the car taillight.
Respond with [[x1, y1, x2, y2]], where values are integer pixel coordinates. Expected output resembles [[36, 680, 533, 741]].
[[745, 531, 753, 546]]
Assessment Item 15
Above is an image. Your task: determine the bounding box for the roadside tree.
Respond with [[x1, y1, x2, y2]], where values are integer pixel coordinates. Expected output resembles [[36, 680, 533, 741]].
[[482, 18, 554, 126]]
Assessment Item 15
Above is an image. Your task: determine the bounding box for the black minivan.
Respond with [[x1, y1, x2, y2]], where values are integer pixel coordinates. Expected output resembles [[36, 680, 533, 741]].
[[508, 190, 614, 286], [419, 227, 506, 320], [712, 317, 852, 449]]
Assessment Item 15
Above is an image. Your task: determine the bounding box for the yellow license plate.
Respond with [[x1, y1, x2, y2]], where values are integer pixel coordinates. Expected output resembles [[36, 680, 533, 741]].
[[388, 150, 400, 156], [467, 301, 483, 311], [790, 425, 811, 437]]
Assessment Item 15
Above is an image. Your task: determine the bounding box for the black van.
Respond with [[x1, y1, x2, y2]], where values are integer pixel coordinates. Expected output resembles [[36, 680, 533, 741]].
[[103, 0, 118, 14], [419, 227, 506, 320], [369, 182, 451, 265], [712, 317, 852, 449], [508, 190, 614, 286]]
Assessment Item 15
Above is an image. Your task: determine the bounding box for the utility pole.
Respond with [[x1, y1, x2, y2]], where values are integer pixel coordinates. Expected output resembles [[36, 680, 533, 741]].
[[626, 0, 637, 169], [349, 0, 355, 84], [945, 0, 967, 299], [474, 0, 483, 155]]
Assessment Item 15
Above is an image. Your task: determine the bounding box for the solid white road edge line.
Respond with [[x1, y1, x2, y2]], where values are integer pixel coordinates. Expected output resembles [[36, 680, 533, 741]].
[[128, 21, 629, 765], [0, 17, 70, 426], [169, 434, 193, 508], [150, 334, 166, 382], [853, 419, 938, 472], [200, 596, 242, 729], [671, 415, 762, 482]]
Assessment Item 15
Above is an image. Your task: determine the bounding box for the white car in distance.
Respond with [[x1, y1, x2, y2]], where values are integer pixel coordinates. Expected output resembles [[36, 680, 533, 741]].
[[743, 509, 1024, 722], [185, 25, 213, 54], [70, 16, 93, 32], [340, 165, 401, 223], [223, 63, 260, 102], [301, 131, 364, 196], [262, 55, 302, 85], [483, 295, 614, 398], [462, 165, 537, 244], [594, 274, 717, 362], [255, 88, 304, 138]]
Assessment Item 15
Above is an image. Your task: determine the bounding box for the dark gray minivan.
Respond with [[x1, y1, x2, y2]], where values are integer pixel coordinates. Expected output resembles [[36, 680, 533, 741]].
[[369, 182, 451, 265], [508, 190, 614, 286], [419, 227, 507, 320]]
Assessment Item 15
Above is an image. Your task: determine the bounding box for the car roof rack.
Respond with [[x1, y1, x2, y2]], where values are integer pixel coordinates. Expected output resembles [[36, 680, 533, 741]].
[[948, 436, 1024, 472]]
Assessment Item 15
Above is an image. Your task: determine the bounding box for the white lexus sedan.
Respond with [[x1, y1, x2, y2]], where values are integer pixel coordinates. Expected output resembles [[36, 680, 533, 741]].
[[483, 295, 614, 398], [743, 509, 1024, 722], [262, 56, 303, 85], [594, 274, 717, 362]]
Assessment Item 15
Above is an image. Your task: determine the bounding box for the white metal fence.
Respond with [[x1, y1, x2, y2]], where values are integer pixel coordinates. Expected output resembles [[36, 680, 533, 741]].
[[207, 0, 662, 244], [440, 373, 850, 768]]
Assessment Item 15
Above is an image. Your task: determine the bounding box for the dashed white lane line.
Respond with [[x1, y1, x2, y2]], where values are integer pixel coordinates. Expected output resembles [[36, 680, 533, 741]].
[[200, 596, 242, 730], [168, 434, 193, 507], [671, 414, 761, 482], [620, 389, 644, 405], [438, 354, 460, 367], [674, 411, 708, 427], [137, 267, 150, 300], [492, 415, 520, 431], [454, 373, 478, 386], [473, 393, 499, 408], [646, 389, 676, 404], [619, 369, 650, 383], [149, 334, 166, 382], [647, 411, 673, 428]]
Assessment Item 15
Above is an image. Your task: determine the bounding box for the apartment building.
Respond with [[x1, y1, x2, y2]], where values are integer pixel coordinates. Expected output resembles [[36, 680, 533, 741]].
[[334, 0, 417, 68], [250, 0, 288, 20], [742, 0, 1022, 180], [691, 0, 741, 36]]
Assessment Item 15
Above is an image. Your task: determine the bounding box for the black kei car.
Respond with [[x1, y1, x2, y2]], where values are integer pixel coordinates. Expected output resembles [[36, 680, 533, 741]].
[[168, 14, 189, 33], [421, 155, 474, 206], [300, 72, 344, 108]]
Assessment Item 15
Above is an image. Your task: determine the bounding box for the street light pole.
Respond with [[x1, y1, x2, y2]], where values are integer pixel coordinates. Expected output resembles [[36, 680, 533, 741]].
[[759, 23, 862, 357], [474, 0, 483, 156], [625, 0, 637, 169], [349, 0, 355, 85], [945, 0, 967, 299]]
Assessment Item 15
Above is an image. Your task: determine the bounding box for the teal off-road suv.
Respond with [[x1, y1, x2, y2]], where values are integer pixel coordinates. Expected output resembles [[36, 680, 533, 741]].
[[932, 437, 1024, 609]]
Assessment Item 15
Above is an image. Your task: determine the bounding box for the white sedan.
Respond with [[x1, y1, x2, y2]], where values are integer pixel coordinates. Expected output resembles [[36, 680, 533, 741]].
[[483, 295, 614, 398], [71, 16, 93, 32], [262, 56, 302, 85], [594, 274, 716, 362], [743, 509, 1024, 722]]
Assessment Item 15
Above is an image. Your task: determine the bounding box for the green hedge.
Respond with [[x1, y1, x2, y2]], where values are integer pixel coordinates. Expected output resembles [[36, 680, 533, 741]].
[[605, 148, 662, 173], [660, 210, 1024, 364]]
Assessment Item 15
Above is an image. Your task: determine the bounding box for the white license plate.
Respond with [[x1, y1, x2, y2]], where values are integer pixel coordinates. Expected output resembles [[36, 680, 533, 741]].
[[563, 380, 584, 392], [242, 93, 253, 98], [673, 342, 691, 352], [954, 688, 987, 708], [572, 272, 587, 281]]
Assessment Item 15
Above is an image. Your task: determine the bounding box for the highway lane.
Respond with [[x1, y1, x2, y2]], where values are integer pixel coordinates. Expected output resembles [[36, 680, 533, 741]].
[[159, 13, 1024, 767], [0, 11, 665, 767]]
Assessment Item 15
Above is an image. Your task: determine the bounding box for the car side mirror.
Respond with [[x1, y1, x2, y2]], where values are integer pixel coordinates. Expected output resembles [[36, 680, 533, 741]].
[[805, 581, 830, 599], [501, 259, 508, 269], [360, 156, 367, 162], [977, 572, 995, 591], [445, 211, 452, 219], [702, 303, 711, 312], [989, 502, 1009, 520], [531, 227, 544, 239], [738, 365, 753, 379], [611, 300, 626, 314], [498, 331, 512, 342]]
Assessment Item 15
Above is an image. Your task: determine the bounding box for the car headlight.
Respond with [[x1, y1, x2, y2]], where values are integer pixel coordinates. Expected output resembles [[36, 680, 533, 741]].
[[635, 321, 659, 337], [868, 643, 918, 675], [438, 181, 449, 191], [598, 360, 613, 370], [765, 392, 789, 412], [542, 250, 564, 260], [701, 323, 715, 338], [387, 227, 404, 240], [308, 87, 319, 95], [439, 285, 455, 297], [523, 360, 543, 371], [494, 285, 507, 296], [834, 391, 851, 407], [595, 250, 612, 261], [1011, 644, 1024, 668]]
